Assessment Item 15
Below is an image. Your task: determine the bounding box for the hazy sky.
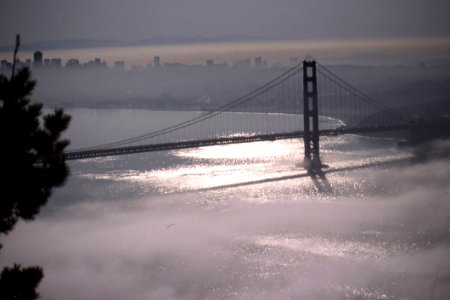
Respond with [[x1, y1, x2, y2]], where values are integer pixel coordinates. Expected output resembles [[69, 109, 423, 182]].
[[1, 0, 450, 46]]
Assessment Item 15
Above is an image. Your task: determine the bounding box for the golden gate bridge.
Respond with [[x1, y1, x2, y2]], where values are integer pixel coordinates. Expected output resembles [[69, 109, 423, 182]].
[[64, 61, 439, 166]]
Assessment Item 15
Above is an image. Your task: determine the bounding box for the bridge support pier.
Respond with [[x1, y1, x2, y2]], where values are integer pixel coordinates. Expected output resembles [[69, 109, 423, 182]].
[[303, 60, 321, 170]]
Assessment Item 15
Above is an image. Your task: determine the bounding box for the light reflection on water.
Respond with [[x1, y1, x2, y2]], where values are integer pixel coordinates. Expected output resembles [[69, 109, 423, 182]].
[[72, 134, 410, 200], [176, 139, 296, 160], [254, 234, 393, 261]]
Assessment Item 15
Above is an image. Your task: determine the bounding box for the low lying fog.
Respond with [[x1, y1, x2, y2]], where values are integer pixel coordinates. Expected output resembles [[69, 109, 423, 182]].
[[2, 146, 449, 299]]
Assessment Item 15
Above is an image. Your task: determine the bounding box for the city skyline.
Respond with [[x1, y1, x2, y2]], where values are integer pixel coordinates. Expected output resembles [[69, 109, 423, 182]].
[[0, 49, 294, 72], [2, 37, 450, 69]]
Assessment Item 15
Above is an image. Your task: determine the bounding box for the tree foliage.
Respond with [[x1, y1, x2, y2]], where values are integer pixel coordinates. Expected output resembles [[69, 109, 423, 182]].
[[0, 68, 71, 235], [0, 66, 71, 299], [0, 264, 43, 300]]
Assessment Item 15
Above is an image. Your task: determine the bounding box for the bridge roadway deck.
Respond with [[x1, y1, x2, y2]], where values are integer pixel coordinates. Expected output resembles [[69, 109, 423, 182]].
[[64, 125, 411, 160]]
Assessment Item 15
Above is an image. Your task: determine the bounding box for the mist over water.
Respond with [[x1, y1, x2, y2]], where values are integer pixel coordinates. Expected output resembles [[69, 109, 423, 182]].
[[2, 109, 450, 299]]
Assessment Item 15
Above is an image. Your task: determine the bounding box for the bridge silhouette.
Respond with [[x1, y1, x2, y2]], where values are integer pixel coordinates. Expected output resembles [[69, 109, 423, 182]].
[[65, 61, 417, 166]]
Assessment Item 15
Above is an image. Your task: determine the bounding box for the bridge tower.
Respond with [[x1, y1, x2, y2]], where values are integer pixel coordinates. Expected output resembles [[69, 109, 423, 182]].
[[303, 60, 321, 168]]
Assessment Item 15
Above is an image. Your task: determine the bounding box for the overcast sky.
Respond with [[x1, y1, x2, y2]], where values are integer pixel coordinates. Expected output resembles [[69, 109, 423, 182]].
[[1, 0, 450, 46]]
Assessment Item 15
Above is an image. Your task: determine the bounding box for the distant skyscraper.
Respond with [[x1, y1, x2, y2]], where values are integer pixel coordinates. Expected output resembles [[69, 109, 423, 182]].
[[66, 58, 80, 68], [254, 57, 262, 67], [153, 56, 161, 68], [33, 51, 43, 67], [50, 58, 62, 68]]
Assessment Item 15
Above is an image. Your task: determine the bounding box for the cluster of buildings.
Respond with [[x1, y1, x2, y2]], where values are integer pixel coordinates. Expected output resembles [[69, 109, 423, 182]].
[[0, 51, 107, 72], [1, 50, 301, 73]]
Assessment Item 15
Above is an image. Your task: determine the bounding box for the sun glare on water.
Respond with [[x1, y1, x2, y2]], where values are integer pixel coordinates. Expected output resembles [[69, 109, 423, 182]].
[[176, 140, 296, 160]]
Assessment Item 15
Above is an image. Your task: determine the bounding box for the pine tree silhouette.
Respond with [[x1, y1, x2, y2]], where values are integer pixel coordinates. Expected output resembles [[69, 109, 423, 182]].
[[0, 68, 71, 234], [0, 265, 43, 300], [0, 35, 71, 300]]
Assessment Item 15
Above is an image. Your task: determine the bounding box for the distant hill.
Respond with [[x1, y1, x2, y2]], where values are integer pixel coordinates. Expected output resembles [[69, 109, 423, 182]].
[[0, 35, 262, 52], [0, 39, 126, 52]]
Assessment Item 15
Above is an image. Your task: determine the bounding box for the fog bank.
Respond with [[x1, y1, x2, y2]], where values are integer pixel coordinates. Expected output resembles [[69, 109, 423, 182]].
[[2, 152, 449, 299]]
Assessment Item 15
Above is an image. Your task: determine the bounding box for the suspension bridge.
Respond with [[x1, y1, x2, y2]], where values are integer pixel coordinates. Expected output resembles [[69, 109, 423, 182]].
[[64, 61, 430, 165]]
